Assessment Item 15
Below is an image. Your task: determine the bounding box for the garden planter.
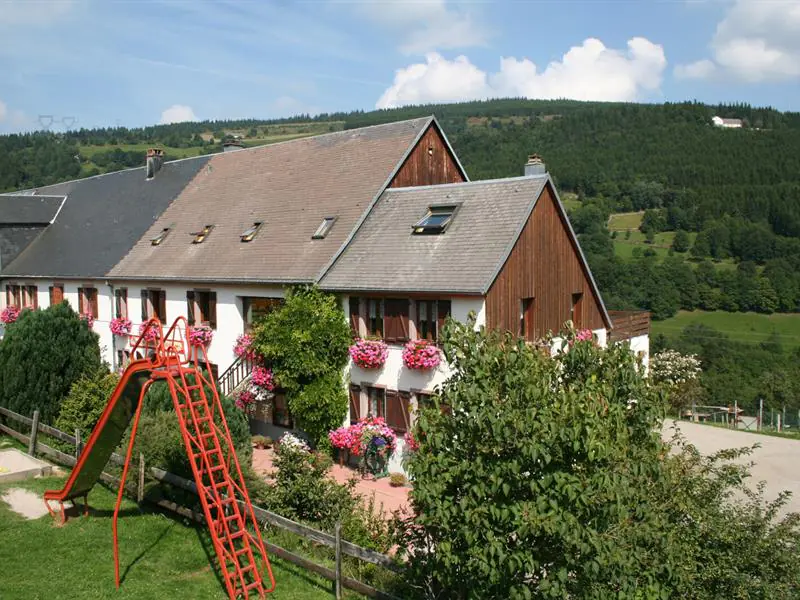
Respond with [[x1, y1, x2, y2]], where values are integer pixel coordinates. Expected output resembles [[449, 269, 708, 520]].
[[349, 339, 388, 370], [402, 339, 441, 370]]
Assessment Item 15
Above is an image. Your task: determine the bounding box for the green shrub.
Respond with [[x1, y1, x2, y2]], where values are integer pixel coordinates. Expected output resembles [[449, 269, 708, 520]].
[[0, 303, 102, 422], [286, 371, 347, 453], [388, 473, 407, 487], [55, 371, 120, 437], [252, 435, 272, 449]]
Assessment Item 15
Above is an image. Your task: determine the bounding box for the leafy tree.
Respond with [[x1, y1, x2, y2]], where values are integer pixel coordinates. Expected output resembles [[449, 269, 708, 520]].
[[0, 303, 102, 422], [671, 229, 690, 252]]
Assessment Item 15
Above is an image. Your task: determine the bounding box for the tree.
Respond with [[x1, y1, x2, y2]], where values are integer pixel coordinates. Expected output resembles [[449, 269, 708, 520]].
[[0, 303, 102, 422], [55, 372, 120, 437], [671, 229, 690, 252]]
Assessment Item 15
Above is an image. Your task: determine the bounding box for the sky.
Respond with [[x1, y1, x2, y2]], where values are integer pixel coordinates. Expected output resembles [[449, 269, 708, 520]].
[[0, 0, 798, 133]]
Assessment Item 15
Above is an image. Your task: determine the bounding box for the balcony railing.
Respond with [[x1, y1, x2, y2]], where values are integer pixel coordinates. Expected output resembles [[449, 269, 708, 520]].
[[218, 355, 253, 397], [608, 310, 650, 343]]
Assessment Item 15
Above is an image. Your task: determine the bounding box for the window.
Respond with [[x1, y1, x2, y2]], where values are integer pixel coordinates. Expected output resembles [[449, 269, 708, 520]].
[[49, 284, 64, 307], [78, 286, 99, 319], [312, 217, 336, 240], [520, 297, 535, 341], [5, 284, 21, 308], [349, 297, 362, 337], [141, 289, 167, 322], [240, 222, 263, 242], [386, 390, 411, 433], [366, 386, 386, 418], [571, 292, 584, 328], [151, 228, 171, 246], [23, 285, 38, 309], [383, 298, 410, 343], [242, 297, 283, 332], [366, 298, 383, 338], [413, 205, 456, 234], [114, 288, 128, 319], [272, 392, 293, 428], [416, 299, 451, 343], [187, 290, 217, 329], [415, 390, 450, 416], [192, 224, 214, 244]]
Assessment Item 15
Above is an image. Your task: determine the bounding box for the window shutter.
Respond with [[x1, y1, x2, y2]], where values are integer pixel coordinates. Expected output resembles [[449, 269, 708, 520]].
[[158, 291, 167, 323], [385, 390, 410, 433], [399, 391, 412, 431], [88, 288, 98, 318], [384, 299, 409, 343], [141, 290, 149, 321], [349, 297, 360, 337], [26, 286, 38, 309], [50, 285, 63, 306], [186, 291, 195, 325], [436, 300, 451, 342], [349, 384, 361, 423], [5, 285, 11, 306], [208, 292, 217, 330], [78, 288, 85, 314]]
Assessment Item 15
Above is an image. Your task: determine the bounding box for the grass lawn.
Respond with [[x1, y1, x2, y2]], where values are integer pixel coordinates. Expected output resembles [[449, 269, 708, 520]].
[[0, 470, 340, 599], [652, 310, 800, 345], [607, 211, 644, 231], [560, 192, 581, 212]]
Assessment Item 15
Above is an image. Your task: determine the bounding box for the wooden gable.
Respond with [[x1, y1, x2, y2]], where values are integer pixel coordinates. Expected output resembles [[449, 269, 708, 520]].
[[485, 182, 608, 338], [390, 124, 465, 188]]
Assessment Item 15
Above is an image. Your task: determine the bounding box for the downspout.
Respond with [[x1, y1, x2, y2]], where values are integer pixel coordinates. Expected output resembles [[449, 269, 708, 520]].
[[107, 281, 116, 372]]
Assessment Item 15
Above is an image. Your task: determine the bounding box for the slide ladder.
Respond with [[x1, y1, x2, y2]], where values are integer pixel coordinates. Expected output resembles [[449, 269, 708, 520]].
[[165, 347, 275, 599]]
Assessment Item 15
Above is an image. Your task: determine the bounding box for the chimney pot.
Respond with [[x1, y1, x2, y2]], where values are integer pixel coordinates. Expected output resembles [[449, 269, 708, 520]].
[[146, 148, 164, 179], [524, 153, 546, 176]]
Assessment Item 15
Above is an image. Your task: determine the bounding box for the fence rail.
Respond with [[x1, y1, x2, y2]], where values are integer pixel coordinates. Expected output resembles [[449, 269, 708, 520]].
[[0, 405, 402, 599], [608, 310, 651, 342]]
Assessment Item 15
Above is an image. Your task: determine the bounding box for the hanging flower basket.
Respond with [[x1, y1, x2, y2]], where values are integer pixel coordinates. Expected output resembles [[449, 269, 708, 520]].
[[234, 388, 256, 412], [109, 317, 132, 336], [403, 431, 420, 452], [188, 324, 214, 347], [233, 333, 262, 363], [402, 339, 441, 370], [138, 321, 159, 343], [1, 305, 21, 324], [349, 338, 388, 369], [79, 312, 95, 328], [251, 365, 275, 391]]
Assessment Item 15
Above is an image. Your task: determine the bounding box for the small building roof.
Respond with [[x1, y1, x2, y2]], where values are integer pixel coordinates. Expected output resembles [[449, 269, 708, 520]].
[[319, 175, 549, 294]]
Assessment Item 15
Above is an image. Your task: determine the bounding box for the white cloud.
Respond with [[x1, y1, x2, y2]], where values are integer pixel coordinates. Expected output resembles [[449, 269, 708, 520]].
[[676, 0, 800, 82], [376, 37, 667, 109], [159, 104, 198, 124], [355, 0, 489, 54]]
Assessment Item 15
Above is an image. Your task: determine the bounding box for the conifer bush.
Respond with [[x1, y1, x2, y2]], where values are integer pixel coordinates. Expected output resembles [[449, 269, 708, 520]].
[[0, 302, 102, 422], [55, 371, 120, 437]]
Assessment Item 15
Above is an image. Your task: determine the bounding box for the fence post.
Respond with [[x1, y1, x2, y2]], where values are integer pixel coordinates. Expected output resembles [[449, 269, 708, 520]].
[[138, 453, 145, 504], [759, 398, 764, 431], [28, 409, 40, 456], [75, 428, 82, 459], [334, 520, 342, 600]]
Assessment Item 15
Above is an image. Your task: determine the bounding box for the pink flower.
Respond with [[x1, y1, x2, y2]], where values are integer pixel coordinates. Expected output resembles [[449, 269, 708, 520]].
[[1, 305, 21, 324], [335, 416, 397, 456], [138, 321, 159, 342], [109, 317, 132, 336], [402, 339, 441, 370], [328, 426, 354, 450], [233, 333, 262, 363], [251, 365, 275, 391], [403, 431, 419, 452], [349, 339, 388, 369], [188, 324, 214, 347], [79, 311, 95, 328], [235, 388, 256, 411]]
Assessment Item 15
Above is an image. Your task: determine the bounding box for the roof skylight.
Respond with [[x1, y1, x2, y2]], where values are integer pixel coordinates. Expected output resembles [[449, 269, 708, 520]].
[[312, 217, 336, 240], [413, 206, 456, 235], [192, 225, 214, 244], [240, 222, 263, 242], [151, 228, 171, 246]]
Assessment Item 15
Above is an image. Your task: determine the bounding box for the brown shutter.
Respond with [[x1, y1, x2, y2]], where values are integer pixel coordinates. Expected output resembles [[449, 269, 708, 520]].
[[78, 288, 85, 314], [88, 288, 98, 318], [50, 285, 63, 306], [386, 390, 410, 433], [384, 299, 409, 343], [26, 286, 38, 309], [349, 384, 361, 423], [349, 297, 360, 337], [186, 291, 195, 325], [5, 285, 11, 306], [436, 300, 451, 342], [399, 391, 412, 431], [158, 290, 167, 323], [141, 289, 149, 321], [120, 288, 128, 319], [208, 292, 217, 329]]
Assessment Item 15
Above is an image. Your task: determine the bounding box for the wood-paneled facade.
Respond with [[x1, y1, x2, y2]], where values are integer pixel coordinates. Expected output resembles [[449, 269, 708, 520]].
[[486, 183, 608, 338], [390, 125, 465, 188]]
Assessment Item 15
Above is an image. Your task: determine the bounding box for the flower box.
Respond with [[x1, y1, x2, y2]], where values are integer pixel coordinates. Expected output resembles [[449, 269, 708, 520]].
[[251, 365, 275, 391], [1, 305, 21, 324], [188, 324, 214, 347], [109, 317, 132, 336], [138, 321, 159, 343], [349, 338, 388, 369], [402, 339, 441, 370]]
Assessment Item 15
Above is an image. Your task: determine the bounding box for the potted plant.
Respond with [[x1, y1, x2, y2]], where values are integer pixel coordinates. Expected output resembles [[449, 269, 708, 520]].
[[252, 435, 272, 450], [348, 416, 396, 478], [349, 338, 389, 369], [109, 316, 132, 337], [389, 472, 407, 487], [233, 333, 260, 362], [402, 339, 441, 370], [328, 426, 354, 466], [188, 324, 214, 348], [251, 365, 275, 392], [138, 321, 159, 343]]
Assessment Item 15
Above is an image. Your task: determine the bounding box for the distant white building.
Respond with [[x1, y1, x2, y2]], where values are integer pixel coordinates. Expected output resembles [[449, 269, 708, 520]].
[[712, 116, 743, 129]]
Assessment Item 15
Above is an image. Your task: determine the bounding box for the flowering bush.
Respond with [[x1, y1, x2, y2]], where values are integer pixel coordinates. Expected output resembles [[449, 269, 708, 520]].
[[251, 365, 275, 391], [138, 321, 159, 343], [402, 339, 441, 370], [650, 349, 702, 387], [328, 426, 356, 450], [349, 416, 397, 456], [1, 305, 21, 324], [349, 338, 388, 369], [79, 312, 95, 328], [233, 333, 260, 362], [109, 317, 132, 336], [188, 324, 214, 347], [279, 432, 310, 454], [403, 431, 419, 452], [575, 328, 593, 343], [234, 388, 256, 411]]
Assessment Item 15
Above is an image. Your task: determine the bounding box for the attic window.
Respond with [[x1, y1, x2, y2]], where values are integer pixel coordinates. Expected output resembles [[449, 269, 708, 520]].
[[413, 205, 456, 234], [151, 228, 171, 246], [240, 222, 263, 242], [192, 225, 214, 244], [312, 217, 336, 240]]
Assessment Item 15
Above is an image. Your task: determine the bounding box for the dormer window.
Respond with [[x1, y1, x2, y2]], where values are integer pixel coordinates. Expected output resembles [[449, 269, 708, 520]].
[[192, 225, 214, 244], [413, 205, 456, 235], [151, 228, 171, 246], [312, 217, 336, 240], [240, 222, 263, 242]]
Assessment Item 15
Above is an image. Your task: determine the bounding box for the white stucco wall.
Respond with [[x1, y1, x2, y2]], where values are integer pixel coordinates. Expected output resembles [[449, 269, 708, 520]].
[[627, 333, 650, 371]]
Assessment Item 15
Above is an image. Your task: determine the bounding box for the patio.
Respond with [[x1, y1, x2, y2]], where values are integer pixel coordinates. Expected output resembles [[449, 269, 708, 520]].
[[251, 447, 410, 515]]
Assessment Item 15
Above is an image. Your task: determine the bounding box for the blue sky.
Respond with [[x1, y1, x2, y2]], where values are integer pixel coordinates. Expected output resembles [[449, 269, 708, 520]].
[[0, 0, 798, 133]]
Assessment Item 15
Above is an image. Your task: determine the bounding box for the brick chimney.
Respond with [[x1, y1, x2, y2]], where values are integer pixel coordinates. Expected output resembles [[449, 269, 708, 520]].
[[146, 148, 164, 179], [524, 153, 546, 177]]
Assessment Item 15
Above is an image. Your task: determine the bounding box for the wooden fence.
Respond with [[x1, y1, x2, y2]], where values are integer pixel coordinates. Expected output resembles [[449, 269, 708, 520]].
[[0, 405, 403, 600], [608, 310, 651, 343]]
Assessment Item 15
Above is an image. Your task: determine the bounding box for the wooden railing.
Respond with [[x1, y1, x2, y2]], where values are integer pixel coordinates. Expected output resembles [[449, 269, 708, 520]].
[[0, 405, 402, 599], [218, 355, 253, 397], [608, 310, 650, 342]]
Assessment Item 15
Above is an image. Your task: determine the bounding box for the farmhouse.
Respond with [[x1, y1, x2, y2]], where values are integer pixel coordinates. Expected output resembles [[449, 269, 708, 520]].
[[0, 117, 649, 468], [711, 115, 743, 129]]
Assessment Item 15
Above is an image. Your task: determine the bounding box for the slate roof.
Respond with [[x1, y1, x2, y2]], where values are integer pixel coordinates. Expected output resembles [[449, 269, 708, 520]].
[[0, 195, 64, 225], [319, 176, 548, 294], [0, 157, 211, 278], [109, 117, 434, 283]]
